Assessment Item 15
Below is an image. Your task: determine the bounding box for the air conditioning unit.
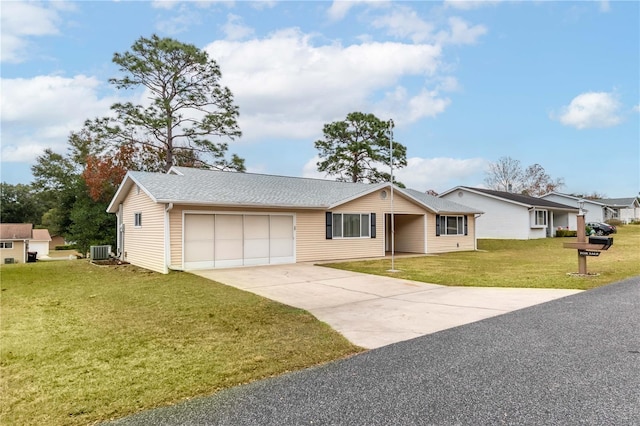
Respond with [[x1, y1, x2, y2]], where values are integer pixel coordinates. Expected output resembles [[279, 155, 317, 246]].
[[4, 258, 15, 264], [90, 245, 111, 261]]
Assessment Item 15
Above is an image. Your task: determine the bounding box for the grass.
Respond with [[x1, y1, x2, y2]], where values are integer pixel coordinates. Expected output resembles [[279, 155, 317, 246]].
[[324, 224, 640, 290], [0, 262, 363, 426]]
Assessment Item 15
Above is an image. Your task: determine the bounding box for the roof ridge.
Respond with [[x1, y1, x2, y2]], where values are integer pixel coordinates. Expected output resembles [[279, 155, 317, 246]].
[[171, 166, 384, 186]]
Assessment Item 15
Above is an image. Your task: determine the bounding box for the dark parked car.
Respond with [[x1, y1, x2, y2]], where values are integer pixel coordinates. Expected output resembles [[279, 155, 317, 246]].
[[587, 222, 617, 236]]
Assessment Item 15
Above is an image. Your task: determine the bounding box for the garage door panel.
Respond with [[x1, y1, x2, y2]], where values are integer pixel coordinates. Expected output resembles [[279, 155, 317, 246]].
[[244, 215, 269, 238], [270, 216, 294, 263], [244, 215, 269, 262], [215, 215, 243, 239], [214, 215, 242, 267], [270, 239, 293, 259], [271, 216, 294, 238], [184, 214, 215, 268]]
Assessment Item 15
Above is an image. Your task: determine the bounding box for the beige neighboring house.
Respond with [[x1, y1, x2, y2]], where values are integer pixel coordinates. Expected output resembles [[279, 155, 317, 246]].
[[107, 167, 483, 274], [1, 223, 32, 264], [50, 235, 66, 250], [30, 229, 52, 259]]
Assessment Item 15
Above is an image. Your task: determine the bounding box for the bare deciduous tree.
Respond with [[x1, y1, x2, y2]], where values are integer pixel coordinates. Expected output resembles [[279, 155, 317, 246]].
[[484, 156, 523, 192], [484, 156, 564, 196]]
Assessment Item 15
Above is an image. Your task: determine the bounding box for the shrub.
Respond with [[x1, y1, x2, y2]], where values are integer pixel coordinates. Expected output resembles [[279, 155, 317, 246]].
[[605, 218, 624, 227], [55, 245, 77, 251], [555, 229, 577, 237]]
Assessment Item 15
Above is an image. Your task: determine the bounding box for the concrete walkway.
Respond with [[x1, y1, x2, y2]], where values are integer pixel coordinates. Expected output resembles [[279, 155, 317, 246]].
[[192, 263, 581, 349]]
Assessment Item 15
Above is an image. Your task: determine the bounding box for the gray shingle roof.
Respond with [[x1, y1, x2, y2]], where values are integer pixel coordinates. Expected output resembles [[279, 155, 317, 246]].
[[457, 187, 578, 210], [403, 188, 483, 214], [130, 167, 386, 208], [598, 198, 639, 207], [108, 167, 481, 214]]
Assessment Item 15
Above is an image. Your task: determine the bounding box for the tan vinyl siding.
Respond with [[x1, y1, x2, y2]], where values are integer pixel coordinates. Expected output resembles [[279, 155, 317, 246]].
[[427, 213, 476, 253], [338, 189, 427, 214], [394, 215, 425, 253], [122, 186, 166, 273], [1, 241, 27, 263], [295, 210, 384, 262], [298, 190, 426, 262], [169, 207, 184, 268]]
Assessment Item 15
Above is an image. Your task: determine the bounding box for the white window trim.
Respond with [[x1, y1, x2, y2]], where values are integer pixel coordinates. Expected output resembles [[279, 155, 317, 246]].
[[0, 241, 14, 249], [332, 213, 371, 239], [134, 212, 142, 228], [439, 215, 466, 236], [531, 209, 548, 228]]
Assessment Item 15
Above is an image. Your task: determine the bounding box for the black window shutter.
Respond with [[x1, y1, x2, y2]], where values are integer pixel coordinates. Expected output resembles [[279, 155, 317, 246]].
[[464, 216, 468, 236], [436, 215, 441, 236], [370, 213, 376, 238], [325, 212, 332, 239]]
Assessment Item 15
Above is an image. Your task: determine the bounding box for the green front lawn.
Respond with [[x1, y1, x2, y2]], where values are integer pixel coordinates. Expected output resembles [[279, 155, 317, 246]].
[[0, 262, 363, 426], [325, 224, 640, 290]]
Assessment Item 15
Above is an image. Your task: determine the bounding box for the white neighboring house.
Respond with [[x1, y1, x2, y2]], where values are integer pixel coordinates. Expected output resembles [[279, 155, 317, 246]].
[[541, 193, 640, 224], [540, 192, 607, 223], [439, 187, 578, 239], [598, 198, 640, 224]]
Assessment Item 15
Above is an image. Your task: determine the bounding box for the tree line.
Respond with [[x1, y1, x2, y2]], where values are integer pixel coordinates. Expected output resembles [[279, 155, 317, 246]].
[[1, 35, 566, 255]]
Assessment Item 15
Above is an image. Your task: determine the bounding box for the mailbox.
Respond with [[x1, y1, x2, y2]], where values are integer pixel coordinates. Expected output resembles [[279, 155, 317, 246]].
[[588, 236, 613, 250]]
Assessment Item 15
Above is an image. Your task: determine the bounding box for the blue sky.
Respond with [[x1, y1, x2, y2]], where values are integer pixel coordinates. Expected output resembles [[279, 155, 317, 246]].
[[1, 0, 638, 197]]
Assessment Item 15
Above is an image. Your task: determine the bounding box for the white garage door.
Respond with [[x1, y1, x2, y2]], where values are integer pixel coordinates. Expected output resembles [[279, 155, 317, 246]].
[[184, 213, 295, 269]]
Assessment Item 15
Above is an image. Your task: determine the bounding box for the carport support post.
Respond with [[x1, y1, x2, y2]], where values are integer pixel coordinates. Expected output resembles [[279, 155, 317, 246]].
[[577, 210, 587, 275]]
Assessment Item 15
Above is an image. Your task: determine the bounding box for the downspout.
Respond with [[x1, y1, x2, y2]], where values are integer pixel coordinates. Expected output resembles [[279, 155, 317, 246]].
[[117, 204, 124, 259], [164, 203, 174, 274], [474, 214, 482, 251]]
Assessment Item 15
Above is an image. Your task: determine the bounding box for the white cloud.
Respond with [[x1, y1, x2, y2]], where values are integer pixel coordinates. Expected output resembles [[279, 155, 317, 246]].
[[372, 8, 485, 46], [377, 86, 451, 125], [302, 155, 488, 191], [251, 1, 277, 11], [151, 0, 180, 10], [0, 75, 117, 162], [1, 75, 110, 124], [0, 1, 66, 63], [554, 91, 623, 129], [371, 6, 435, 43], [205, 29, 448, 141], [153, 1, 232, 34], [444, 0, 501, 10], [395, 157, 488, 191], [302, 156, 328, 180], [599, 1, 611, 13], [438, 17, 487, 45], [327, 0, 384, 21], [155, 4, 201, 34], [222, 14, 255, 41]]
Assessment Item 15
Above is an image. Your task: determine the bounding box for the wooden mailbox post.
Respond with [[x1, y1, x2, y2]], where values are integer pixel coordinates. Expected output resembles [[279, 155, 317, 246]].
[[563, 201, 613, 275]]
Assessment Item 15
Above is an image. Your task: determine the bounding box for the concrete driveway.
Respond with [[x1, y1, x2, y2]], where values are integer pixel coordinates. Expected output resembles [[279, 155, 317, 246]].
[[192, 263, 581, 349]]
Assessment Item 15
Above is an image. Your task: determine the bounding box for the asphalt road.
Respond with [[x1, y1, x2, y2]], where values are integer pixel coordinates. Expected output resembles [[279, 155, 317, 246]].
[[107, 276, 640, 426]]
